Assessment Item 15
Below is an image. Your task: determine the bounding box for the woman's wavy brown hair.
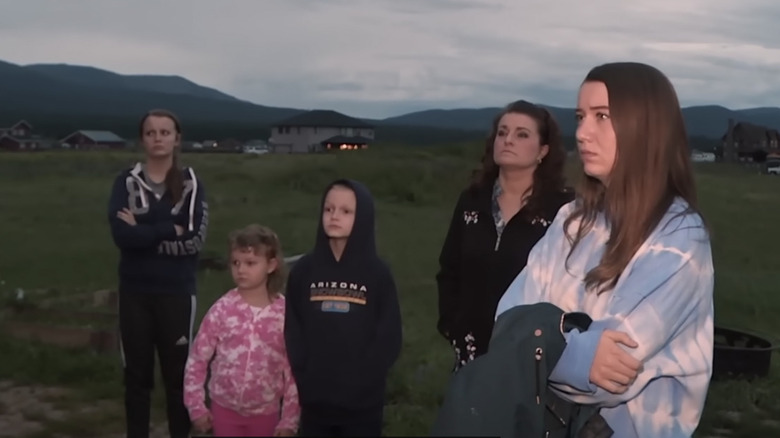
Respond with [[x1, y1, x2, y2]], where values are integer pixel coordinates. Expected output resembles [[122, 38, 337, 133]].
[[564, 62, 704, 294], [228, 224, 287, 297], [471, 100, 567, 219]]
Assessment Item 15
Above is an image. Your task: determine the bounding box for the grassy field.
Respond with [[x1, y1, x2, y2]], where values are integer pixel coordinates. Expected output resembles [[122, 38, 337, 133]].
[[0, 145, 778, 437]]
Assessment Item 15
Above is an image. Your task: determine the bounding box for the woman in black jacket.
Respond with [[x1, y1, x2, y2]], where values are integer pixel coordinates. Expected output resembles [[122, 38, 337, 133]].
[[436, 100, 573, 372]]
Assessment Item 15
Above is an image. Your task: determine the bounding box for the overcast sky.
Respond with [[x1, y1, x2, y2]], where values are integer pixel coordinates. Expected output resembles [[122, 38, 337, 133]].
[[1, 0, 779, 119]]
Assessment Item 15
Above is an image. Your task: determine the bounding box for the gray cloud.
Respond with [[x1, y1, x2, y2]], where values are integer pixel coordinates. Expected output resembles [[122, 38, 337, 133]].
[[378, 0, 507, 14], [0, 0, 778, 118]]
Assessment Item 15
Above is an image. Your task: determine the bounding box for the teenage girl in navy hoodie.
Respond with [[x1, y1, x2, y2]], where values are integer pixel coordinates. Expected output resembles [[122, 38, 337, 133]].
[[284, 179, 403, 437], [108, 109, 208, 438]]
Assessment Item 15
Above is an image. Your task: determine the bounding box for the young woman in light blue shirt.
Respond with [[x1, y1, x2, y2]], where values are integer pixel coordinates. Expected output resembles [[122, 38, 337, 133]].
[[496, 62, 714, 438]]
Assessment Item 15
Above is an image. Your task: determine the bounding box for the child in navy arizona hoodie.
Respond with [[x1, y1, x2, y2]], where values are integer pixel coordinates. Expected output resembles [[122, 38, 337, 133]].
[[108, 145, 208, 438], [284, 179, 403, 437]]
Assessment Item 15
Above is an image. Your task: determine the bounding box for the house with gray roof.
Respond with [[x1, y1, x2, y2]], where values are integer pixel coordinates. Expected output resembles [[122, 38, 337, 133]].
[[0, 119, 33, 138], [268, 110, 375, 153], [0, 119, 45, 151], [61, 130, 127, 150]]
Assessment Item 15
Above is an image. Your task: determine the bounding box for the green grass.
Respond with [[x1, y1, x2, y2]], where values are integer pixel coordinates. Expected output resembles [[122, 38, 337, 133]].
[[0, 145, 779, 437]]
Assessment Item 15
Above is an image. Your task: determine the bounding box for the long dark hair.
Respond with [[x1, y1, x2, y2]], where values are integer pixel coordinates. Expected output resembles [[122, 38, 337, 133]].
[[564, 62, 704, 294], [138, 109, 185, 204], [471, 100, 566, 218]]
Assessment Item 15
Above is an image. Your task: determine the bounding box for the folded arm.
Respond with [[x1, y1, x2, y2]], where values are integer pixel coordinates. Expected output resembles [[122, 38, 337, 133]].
[[170, 190, 209, 257], [549, 231, 714, 407], [108, 175, 176, 249]]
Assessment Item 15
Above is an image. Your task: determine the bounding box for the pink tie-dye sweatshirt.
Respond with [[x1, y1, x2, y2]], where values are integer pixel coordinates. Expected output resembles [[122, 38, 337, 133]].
[[184, 289, 300, 432]]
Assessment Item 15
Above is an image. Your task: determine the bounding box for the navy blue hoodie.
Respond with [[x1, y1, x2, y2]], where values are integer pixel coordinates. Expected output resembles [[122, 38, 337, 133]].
[[107, 162, 209, 295], [284, 179, 403, 422]]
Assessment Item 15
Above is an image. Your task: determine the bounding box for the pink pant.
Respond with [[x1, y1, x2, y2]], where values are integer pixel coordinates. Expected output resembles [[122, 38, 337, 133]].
[[211, 402, 279, 437]]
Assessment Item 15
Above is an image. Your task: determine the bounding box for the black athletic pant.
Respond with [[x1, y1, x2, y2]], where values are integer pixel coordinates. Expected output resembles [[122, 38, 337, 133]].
[[119, 290, 196, 438], [299, 408, 384, 437]]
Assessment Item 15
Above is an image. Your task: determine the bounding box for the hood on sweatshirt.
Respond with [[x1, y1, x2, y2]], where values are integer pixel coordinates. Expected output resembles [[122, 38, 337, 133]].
[[285, 179, 401, 419], [313, 179, 377, 265], [128, 162, 200, 232]]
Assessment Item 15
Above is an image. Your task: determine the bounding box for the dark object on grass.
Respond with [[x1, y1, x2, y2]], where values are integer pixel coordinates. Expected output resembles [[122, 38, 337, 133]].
[[3, 321, 118, 353], [713, 325, 779, 381], [197, 255, 227, 271], [1, 289, 120, 354]]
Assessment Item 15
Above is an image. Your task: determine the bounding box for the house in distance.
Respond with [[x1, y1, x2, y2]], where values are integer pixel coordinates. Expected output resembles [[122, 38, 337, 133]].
[[268, 110, 374, 153], [721, 118, 780, 162], [60, 130, 127, 150], [0, 120, 41, 151]]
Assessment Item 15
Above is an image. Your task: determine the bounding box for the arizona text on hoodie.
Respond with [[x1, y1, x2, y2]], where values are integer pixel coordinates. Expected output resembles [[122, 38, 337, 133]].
[[284, 179, 402, 431]]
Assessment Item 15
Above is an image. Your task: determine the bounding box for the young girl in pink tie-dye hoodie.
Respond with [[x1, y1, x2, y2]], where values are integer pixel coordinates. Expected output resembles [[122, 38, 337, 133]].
[[184, 224, 300, 437]]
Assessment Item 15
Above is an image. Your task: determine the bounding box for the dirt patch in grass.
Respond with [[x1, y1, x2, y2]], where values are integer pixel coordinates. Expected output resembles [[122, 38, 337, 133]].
[[762, 419, 780, 430], [104, 424, 170, 438], [743, 192, 780, 203], [0, 380, 72, 437], [0, 380, 172, 438]]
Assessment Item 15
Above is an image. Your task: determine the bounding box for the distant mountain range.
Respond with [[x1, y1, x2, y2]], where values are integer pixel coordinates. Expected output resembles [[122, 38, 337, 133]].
[[381, 105, 780, 139], [1, 59, 778, 142], [0, 60, 302, 124]]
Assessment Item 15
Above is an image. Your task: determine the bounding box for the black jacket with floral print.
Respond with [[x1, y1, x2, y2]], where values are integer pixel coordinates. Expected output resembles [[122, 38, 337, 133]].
[[435, 181, 574, 368]]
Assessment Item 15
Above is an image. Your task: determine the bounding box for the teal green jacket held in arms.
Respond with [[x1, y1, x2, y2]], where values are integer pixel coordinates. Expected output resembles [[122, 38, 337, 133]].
[[431, 301, 613, 438]]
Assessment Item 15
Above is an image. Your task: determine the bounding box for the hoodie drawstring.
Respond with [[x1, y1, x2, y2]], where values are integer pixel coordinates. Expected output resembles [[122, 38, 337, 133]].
[[130, 163, 197, 232], [187, 168, 198, 232], [130, 163, 151, 209]]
